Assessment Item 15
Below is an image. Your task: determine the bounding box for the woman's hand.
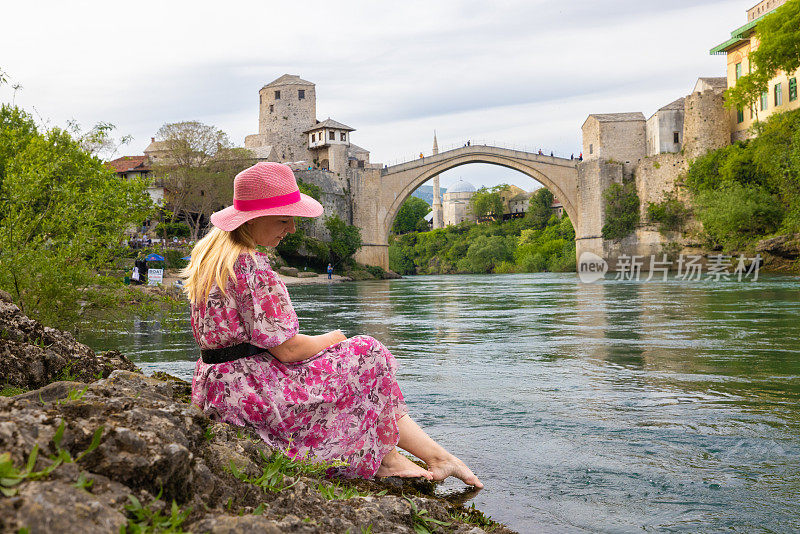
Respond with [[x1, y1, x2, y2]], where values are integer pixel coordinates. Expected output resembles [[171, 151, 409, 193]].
[[269, 330, 347, 363], [327, 330, 347, 347]]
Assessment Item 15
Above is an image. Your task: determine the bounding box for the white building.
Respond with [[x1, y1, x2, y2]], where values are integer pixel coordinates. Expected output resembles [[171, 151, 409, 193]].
[[443, 179, 477, 226]]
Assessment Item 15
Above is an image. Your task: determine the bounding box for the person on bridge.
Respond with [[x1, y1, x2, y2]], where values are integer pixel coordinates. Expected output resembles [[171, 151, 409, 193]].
[[182, 162, 483, 487]]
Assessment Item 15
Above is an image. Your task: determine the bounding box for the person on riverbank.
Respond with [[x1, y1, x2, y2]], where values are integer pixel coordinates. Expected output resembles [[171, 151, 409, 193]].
[[181, 162, 482, 487], [327, 263, 333, 280]]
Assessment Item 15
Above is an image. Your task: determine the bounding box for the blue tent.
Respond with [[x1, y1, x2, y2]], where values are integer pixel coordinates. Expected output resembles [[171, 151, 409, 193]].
[[181, 256, 191, 261], [144, 253, 166, 262]]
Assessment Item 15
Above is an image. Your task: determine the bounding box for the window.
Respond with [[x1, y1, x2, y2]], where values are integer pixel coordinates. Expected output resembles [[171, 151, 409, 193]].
[[340, 132, 346, 141], [329, 131, 335, 140], [737, 108, 744, 123], [673, 131, 680, 144], [311, 133, 315, 142], [735, 62, 742, 80], [269, 104, 274, 113], [259, 95, 262, 105], [760, 91, 768, 111], [790, 77, 797, 102], [299, 89, 305, 100], [589, 143, 593, 154], [274, 90, 280, 100], [774, 83, 783, 106]]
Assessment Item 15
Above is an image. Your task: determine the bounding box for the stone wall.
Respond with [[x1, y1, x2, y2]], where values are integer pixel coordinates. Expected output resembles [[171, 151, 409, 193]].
[[683, 90, 730, 161], [293, 169, 351, 241], [582, 115, 646, 176], [257, 82, 316, 163], [646, 109, 684, 156], [635, 153, 688, 219], [575, 159, 623, 263]]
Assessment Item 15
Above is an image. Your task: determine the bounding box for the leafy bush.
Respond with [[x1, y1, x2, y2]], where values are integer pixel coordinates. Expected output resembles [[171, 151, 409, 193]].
[[684, 107, 800, 248], [694, 183, 783, 249], [457, 235, 514, 273], [0, 104, 153, 327], [646, 192, 691, 234], [601, 181, 640, 240], [392, 196, 430, 234], [388, 209, 576, 274], [324, 215, 361, 268]]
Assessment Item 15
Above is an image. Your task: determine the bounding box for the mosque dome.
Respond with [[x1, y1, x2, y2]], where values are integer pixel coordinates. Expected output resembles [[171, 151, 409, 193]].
[[448, 179, 476, 193]]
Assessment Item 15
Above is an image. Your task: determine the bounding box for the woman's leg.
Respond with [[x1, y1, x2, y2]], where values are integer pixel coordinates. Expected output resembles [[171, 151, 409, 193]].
[[395, 414, 483, 488]]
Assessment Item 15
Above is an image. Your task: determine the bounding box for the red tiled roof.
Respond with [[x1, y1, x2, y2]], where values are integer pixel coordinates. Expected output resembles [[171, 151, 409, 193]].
[[106, 156, 150, 174]]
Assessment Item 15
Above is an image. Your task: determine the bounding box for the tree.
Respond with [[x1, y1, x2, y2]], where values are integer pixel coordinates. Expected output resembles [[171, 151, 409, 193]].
[[457, 235, 514, 273], [324, 215, 362, 267], [725, 0, 800, 113], [392, 196, 431, 234], [470, 185, 506, 219], [152, 121, 254, 239], [0, 104, 153, 327], [525, 188, 554, 229], [601, 181, 640, 240]]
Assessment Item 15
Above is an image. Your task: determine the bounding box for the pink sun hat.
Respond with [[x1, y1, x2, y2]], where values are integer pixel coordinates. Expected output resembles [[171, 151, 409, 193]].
[[209, 162, 323, 231]]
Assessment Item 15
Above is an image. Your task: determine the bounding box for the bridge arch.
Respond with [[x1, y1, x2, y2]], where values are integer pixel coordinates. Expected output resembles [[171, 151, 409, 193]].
[[352, 145, 580, 269], [384, 155, 578, 235]]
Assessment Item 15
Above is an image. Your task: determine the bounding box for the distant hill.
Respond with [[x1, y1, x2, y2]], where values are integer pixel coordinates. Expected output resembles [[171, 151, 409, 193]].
[[411, 185, 447, 206]]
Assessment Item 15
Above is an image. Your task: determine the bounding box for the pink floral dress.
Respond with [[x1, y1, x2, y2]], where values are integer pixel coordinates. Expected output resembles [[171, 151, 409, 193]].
[[190, 252, 408, 478]]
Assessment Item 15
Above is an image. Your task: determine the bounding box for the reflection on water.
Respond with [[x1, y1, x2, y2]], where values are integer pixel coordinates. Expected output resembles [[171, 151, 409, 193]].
[[79, 273, 800, 533]]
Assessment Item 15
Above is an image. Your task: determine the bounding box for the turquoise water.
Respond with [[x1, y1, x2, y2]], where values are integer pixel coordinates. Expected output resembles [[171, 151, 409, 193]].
[[78, 273, 800, 532]]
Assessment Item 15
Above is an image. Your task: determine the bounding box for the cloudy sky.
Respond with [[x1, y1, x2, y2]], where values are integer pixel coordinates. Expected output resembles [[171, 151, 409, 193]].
[[1, 0, 747, 191]]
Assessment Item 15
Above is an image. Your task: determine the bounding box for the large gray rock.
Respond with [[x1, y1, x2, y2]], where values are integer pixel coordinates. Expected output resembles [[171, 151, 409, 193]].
[[0, 370, 509, 533], [0, 305, 510, 533], [0, 301, 138, 390], [756, 233, 800, 260]]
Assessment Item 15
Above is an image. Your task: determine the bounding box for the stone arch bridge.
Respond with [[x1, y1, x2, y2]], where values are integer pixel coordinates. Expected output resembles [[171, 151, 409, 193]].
[[351, 144, 583, 269]]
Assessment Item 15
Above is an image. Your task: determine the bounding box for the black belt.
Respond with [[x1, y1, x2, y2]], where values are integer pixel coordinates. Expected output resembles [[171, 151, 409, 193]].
[[201, 342, 268, 365]]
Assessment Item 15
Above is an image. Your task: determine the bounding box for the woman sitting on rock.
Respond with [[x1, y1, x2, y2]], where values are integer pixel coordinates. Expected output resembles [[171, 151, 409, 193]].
[[182, 162, 482, 487]]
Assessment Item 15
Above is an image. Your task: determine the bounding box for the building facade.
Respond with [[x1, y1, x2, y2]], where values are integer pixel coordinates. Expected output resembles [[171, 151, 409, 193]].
[[710, 0, 799, 140], [646, 97, 685, 156], [442, 179, 477, 226]]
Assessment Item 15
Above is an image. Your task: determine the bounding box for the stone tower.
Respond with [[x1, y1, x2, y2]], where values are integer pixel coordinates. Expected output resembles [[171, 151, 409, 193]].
[[244, 74, 316, 163], [431, 132, 444, 229]]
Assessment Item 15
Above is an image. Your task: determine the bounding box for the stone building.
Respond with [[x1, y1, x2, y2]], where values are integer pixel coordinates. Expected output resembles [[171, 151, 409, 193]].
[[442, 179, 477, 226], [106, 155, 164, 206], [305, 118, 354, 172], [508, 192, 530, 214], [581, 113, 646, 176], [646, 97, 685, 156], [244, 74, 317, 163], [710, 0, 799, 141]]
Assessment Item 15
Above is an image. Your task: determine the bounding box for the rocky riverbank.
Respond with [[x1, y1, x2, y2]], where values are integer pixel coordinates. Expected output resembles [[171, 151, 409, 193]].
[[0, 293, 510, 534]]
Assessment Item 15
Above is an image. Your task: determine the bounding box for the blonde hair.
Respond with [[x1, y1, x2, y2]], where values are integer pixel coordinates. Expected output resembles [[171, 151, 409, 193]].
[[181, 225, 257, 304]]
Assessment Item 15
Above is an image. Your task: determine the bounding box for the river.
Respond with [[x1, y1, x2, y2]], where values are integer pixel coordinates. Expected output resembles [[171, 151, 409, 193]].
[[78, 273, 800, 533]]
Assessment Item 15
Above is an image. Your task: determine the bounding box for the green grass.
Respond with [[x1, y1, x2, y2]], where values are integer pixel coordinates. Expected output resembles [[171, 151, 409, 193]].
[[404, 496, 451, 534], [449, 502, 500, 532], [121, 491, 191, 534], [228, 449, 347, 493], [0, 421, 104, 497], [0, 386, 26, 397], [316, 480, 386, 500]]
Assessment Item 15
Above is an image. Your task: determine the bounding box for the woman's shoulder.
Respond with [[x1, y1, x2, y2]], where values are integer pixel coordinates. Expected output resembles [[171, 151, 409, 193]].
[[234, 251, 274, 276]]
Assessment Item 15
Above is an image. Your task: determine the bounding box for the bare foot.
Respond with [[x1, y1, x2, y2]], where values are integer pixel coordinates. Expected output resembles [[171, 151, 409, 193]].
[[376, 449, 434, 480], [427, 455, 483, 489]]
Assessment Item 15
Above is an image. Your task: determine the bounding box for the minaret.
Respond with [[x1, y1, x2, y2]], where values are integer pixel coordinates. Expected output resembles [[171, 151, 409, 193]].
[[431, 132, 444, 229]]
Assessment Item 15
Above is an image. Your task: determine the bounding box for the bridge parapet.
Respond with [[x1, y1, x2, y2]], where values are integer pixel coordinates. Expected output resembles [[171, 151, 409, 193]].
[[381, 144, 577, 176]]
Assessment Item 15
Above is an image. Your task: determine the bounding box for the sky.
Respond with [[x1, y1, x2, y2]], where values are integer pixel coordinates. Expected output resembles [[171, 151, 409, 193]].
[[1, 0, 748, 192]]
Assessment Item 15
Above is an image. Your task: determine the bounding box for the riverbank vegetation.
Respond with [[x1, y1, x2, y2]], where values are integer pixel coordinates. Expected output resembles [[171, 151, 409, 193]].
[[0, 103, 155, 328], [684, 107, 800, 251], [389, 188, 576, 274]]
